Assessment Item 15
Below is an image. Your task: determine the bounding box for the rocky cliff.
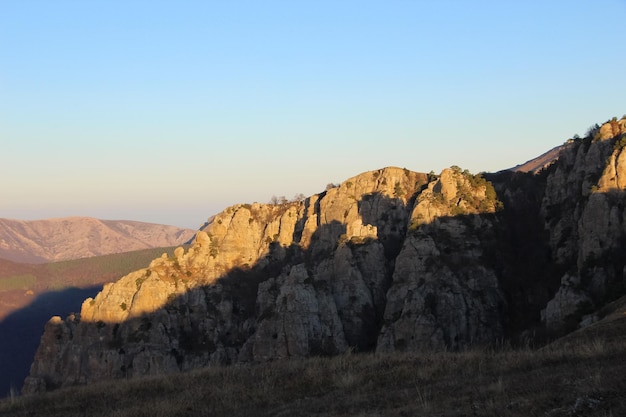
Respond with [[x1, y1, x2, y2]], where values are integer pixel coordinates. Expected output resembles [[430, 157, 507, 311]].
[[23, 116, 626, 394], [0, 217, 195, 263], [540, 117, 626, 330]]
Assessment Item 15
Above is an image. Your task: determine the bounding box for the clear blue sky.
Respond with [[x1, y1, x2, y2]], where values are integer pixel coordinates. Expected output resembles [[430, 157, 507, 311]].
[[1, 1, 625, 229]]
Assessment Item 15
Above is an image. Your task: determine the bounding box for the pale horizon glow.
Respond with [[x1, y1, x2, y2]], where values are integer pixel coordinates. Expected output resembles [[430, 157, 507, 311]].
[[2, 1, 625, 229]]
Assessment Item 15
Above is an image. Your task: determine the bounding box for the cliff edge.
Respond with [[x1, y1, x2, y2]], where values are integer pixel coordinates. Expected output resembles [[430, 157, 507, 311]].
[[23, 116, 626, 394]]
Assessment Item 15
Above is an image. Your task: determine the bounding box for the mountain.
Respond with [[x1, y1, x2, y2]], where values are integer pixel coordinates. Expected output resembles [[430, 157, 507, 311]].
[[0, 217, 195, 264], [22, 116, 626, 395]]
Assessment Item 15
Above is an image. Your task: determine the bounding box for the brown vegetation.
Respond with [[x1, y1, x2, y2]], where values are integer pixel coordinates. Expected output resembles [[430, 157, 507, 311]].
[[3, 315, 625, 417], [0, 247, 182, 320], [11, 293, 625, 416]]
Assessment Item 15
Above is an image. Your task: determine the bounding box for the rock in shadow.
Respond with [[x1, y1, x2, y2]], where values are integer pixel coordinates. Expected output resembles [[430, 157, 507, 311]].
[[0, 286, 102, 397]]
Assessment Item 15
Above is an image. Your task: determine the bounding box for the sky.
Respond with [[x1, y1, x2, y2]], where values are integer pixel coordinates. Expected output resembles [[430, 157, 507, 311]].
[[1, 1, 625, 229]]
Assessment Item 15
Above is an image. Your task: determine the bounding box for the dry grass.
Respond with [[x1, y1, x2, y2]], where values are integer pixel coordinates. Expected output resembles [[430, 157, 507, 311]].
[[4, 298, 626, 416], [1, 331, 625, 417], [0, 247, 180, 320]]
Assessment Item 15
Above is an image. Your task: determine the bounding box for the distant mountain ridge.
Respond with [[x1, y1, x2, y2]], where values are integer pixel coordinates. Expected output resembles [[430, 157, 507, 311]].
[[0, 217, 196, 263], [508, 143, 571, 174]]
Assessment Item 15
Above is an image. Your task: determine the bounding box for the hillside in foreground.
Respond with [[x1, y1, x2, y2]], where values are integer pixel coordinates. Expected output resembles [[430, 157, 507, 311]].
[[2, 295, 625, 416]]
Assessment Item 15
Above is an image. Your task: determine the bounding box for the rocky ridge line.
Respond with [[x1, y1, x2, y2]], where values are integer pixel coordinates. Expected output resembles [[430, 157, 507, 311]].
[[23, 116, 626, 394]]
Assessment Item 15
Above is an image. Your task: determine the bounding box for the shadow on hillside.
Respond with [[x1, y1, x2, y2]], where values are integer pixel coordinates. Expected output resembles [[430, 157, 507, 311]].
[[359, 190, 426, 260], [0, 286, 102, 398], [485, 170, 561, 337], [487, 165, 626, 338]]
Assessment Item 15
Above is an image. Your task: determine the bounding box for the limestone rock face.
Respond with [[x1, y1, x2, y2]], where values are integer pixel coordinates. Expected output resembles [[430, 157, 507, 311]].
[[597, 118, 626, 140], [249, 264, 348, 360], [539, 117, 626, 330], [542, 274, 592, 329], [379, 168, 504, 352], [378, 219, 504, 352], [411, 167, 498, 226], [24, 167, 436, 393], [23, 116, 626, 395]]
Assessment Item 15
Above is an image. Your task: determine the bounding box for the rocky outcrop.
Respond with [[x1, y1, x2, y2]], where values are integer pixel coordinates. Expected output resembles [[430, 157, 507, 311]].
[[23, 116, 626, 395], [540, 117, 626, 330], [0, 217, 195, 263], [377, 167, 503, 351], [25, 167, 506, 393], [378, 216, 504, 352]]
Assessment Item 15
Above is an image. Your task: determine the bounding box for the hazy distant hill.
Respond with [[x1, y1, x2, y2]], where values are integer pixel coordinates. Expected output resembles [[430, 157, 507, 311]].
[[508, 143, 571, 174], [0, 217, 195, 263]]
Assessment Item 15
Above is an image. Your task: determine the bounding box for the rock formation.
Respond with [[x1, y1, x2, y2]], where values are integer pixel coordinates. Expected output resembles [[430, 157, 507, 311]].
[[539, 117, 626, 330], [23, 116, 626, 394]]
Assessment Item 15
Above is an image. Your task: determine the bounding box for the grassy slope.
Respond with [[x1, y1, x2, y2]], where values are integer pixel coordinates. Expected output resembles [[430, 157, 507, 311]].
[[0, 247, 181, 320], [2, 298, 625, 417]]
